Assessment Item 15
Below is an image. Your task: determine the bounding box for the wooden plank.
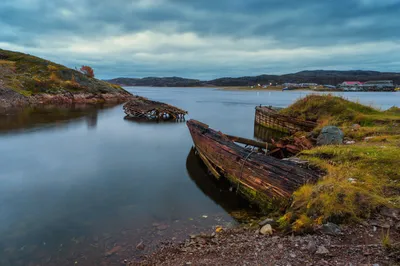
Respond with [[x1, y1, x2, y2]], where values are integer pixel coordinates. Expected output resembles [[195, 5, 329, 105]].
[[186, 120, 320, 202]]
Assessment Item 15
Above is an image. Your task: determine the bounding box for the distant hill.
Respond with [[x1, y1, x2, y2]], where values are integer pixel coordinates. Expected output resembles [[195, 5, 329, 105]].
[[0, 49, 132, 110], [108, 77, 205, 87], [108, 70, 400, 87]]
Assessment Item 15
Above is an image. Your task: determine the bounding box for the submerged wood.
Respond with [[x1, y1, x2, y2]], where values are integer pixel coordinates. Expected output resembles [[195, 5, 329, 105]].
[[255, 106, 317, 133], [123, 96, 187, 121], [186, 119, 320, 209]]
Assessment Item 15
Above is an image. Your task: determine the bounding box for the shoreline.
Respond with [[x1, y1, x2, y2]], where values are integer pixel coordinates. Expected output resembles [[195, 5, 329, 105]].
[[134, 212, 400, 265], [0, 89, 133, 113]]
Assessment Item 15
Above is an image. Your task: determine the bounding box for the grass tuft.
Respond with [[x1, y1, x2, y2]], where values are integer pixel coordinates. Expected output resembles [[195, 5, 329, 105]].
[[279, 95, 400, 231]]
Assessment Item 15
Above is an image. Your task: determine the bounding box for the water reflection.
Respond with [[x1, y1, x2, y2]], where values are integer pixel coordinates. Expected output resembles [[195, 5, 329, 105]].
[[186, 148, 258, 221], [123, 116, 186, 124], [0, 103, 119, 134], [254, 123, 287, 143]]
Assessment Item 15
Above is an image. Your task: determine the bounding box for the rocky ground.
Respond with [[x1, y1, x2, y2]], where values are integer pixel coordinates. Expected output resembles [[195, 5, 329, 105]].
[[132, 210, 400, 266]]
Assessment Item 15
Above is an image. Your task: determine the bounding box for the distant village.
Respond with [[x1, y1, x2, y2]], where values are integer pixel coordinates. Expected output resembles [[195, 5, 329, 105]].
[[252, 80, 399, 91]]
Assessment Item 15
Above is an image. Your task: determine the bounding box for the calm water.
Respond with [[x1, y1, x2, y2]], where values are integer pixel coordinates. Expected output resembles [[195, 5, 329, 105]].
[[0, 88, 399, 265]]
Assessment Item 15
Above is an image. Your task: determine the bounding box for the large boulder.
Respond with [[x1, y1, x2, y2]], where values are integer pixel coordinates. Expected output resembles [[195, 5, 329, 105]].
[[317, 126, 344, 145]]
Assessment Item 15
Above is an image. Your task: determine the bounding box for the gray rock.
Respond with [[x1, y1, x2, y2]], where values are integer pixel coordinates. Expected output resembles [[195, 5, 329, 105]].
[[316, 245, 329, 255], [322, 222, 341, 235], [317, 126, 344, 145], [307, 240, 317, 253], [260, 224, 273, 235]]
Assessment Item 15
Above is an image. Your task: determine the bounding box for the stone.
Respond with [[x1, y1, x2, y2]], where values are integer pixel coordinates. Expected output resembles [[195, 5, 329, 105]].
[[307, 240, 317, 253], [259, 218, 276, 227], [317, 126, 344, 146], [136, 241, 145, 250], [260, 224, 273, 235], [395, 222, 400, 231], [316, 245, 329, 255], [322, 222, 341, 235], [157, 224, 169, 231], [352, 124, 361, 131], [278, 244, 284, 249], [105, 246, 121, 257]]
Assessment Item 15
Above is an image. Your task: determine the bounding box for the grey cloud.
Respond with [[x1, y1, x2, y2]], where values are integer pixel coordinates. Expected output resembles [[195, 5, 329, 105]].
[[1, 0, 400, 78]]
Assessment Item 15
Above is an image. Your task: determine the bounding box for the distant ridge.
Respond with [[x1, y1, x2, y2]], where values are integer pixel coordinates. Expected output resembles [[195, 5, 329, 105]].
[[107, 70, 400, 87]]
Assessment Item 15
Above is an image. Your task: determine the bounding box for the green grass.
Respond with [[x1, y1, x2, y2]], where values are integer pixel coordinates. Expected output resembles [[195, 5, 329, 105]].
[[280, 94, 400, 140], [0, 49, 125, 96], [277, 95, 400, 232]]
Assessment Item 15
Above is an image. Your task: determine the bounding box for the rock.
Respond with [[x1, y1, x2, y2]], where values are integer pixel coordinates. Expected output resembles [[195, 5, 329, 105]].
[[322, 222, 341, 235], [289, 252, 296, 258], [317, 126, 344, 145], [344, 140, 356, 145], [258, 218, 275, 227], [316, 245, 329, 255], [395, 222, 400, 231], [352, 124, 361, 131], [157, 224, 169, 231], [105, 246, 121, 257], [260, 224, 273, 235], [136, 241, 145, 250], [348, 178, 357, 184], [278, 244, 284, 249], [307, 240, 317, 254]]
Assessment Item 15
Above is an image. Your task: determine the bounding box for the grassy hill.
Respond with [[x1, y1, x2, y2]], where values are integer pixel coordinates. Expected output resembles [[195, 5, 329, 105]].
[[0, 49, 132, 109], [276, 95, 400, 231]]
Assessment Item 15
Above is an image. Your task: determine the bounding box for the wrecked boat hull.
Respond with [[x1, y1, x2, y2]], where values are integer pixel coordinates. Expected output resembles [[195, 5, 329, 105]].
[[123, 96, 187, 121], [186, 119, 320, 210], [255, 106, 317, 134]]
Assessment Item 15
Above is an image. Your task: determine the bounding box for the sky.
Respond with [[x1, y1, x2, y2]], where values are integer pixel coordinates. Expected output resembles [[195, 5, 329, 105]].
[[1, 0, 400, 79]]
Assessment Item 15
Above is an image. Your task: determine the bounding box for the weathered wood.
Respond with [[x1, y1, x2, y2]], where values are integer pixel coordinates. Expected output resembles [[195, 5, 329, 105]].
[[225, 134, 276, 150], [186, 120, 320, 206], [255, 106, 317, 133], [124, 95, 187, 121]]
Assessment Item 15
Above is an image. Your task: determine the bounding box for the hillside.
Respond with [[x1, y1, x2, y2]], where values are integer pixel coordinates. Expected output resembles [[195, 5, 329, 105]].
[[107, 70, 400, 87], [0, 49, 132, 110], [108, 77, 205, 87]]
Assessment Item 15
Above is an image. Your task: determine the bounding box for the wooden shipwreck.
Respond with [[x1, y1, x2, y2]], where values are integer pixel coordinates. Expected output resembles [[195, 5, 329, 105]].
[[186, 119, 320, 209], [123, 96, 187, 121], [255, 106, 317, 134]]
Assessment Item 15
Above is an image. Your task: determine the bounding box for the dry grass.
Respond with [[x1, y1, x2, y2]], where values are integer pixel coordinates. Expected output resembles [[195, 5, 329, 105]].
[[277, 95, 400, 231]]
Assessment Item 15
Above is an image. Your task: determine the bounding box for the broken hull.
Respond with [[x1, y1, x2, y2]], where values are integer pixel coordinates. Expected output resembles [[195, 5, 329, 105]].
[[186, 120, 319, 210]]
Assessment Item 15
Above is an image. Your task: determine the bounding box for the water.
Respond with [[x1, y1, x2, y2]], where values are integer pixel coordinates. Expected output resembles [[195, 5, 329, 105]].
[[0, 88, 399, 265]]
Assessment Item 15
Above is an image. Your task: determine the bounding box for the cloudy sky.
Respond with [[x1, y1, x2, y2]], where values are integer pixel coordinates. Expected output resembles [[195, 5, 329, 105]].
[[1, 0, 400, 79]]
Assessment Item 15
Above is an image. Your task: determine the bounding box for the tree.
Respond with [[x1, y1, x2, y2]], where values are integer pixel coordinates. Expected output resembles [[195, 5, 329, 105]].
[[79, 65, 95, 78]]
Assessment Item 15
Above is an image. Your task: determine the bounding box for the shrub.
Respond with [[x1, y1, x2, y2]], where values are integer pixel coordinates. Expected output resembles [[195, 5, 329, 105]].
[[79, 65, 95, 78]]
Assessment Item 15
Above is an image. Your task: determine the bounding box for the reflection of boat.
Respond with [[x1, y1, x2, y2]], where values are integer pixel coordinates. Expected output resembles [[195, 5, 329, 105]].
[[186, 148, 254, 215], [254, 122, 287, 143], [186, 120, 320, 209], [123, 96, 187, 121]]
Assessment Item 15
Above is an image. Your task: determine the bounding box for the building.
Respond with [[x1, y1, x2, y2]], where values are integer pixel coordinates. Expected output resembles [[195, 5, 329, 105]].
[[339, 80, 395, 91], [340, 81, 363, 87], [362, 80, 394, 90]]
